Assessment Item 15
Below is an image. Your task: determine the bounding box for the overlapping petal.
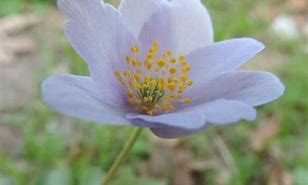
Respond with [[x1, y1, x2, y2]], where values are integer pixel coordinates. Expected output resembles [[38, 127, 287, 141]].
[[139, 0, 213, 56], [190, 71, 285, 107], [152, 70, 284, 138], [127, 99, 256, 133], [58, 0, 137, 108], [151, 126, 205, 139], [41, 74, 131, 125], [119, 0, 166, 37], [185, 38, 265, 96]]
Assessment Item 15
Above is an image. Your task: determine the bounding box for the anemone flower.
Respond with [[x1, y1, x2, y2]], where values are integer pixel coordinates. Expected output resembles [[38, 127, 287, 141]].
[[42, 0, 284, 139]]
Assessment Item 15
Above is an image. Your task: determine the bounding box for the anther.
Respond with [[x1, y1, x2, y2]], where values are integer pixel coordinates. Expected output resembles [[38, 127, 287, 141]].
[[181, 65, 191, 73], [169, 67, 177, 74], [145, 76, 151, 82], [126, 56, 131, 64], [157, 60, 166, 67], [124, 70, 131, 77], [181, 74, 188, 82], [153, 40, 159, 47], [184, 98, 191, 104], [167, 50, 173, 56], [179, 55, 185, 61], [134, 73, 141, 81], [131, 46, 139, 53], [167, 82, 176, 91], [187, 80, 193, 86], [114, 71, 121, 76], [170, 58, 177, 64], [132, 59, 138, 67]]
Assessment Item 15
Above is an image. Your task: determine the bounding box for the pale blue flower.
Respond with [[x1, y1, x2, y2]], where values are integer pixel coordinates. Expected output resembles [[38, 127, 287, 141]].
[[41, 0, 284, 138]]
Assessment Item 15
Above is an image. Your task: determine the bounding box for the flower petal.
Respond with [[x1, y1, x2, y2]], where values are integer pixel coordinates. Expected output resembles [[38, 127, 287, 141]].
[[200, 99, 257, 124], [139, 0, 213, 56], [126, 99, 256, 131], [150, 126, 206, 139], [126, 107, 207, 129], [191, 71, 285, 107], [186, 38, 264, 96], [58, 0, 137, 107], [41, 74, 131, 125], [119, 0, 165, 37]]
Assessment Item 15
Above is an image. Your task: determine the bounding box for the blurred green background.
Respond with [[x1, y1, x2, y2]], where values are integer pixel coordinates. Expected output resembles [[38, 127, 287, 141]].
[[0, 0, 307, 185]]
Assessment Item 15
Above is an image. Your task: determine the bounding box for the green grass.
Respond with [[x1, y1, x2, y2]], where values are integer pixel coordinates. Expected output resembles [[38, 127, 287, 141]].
[[0, 0, 307, 185], [0, 0, 53, 16]]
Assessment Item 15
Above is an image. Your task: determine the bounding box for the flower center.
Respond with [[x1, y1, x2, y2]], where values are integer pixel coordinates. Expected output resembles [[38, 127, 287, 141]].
[[114, 40, 193, 116]]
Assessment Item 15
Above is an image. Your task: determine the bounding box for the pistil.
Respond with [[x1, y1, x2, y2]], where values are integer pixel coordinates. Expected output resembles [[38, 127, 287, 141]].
[[115, 40, 193, 115]]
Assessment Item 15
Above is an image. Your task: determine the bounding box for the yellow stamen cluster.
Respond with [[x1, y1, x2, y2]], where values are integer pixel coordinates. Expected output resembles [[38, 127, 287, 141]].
[[114, 40, 193, 116]]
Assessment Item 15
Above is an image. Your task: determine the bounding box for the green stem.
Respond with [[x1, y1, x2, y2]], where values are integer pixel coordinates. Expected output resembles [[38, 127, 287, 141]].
[[101, 127, 143, 185]]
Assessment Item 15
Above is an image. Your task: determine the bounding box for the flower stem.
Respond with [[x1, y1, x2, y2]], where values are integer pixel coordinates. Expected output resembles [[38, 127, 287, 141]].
[[101, 127, 143, 185]]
